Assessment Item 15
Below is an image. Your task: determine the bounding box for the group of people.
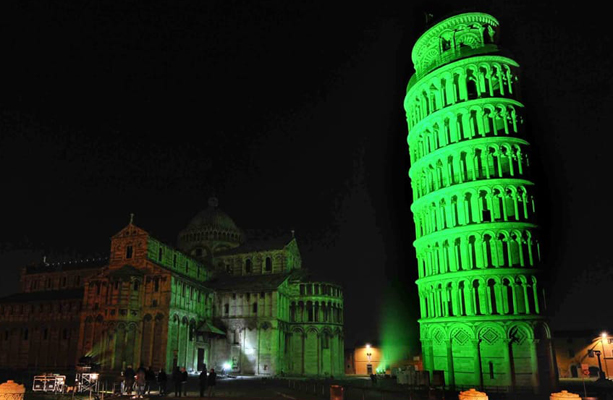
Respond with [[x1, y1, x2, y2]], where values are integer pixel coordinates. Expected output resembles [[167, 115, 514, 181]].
[[197, 365, 217, 397], [122, 365, 159, 398], [121, 364, 216, 397]]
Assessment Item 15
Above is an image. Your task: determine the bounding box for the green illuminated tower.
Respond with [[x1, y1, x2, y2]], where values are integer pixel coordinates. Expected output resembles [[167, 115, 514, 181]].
[[404, 13, 556, 391]]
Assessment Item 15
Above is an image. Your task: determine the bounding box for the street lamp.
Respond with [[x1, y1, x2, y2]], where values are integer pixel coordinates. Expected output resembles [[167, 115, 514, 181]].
[[601, 332, 610, 379], [595, 350, 604, 380]]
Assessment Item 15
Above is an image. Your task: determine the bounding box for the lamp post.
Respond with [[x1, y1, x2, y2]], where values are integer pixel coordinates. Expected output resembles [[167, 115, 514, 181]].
[[601, 333, 610, 379], [595, 350, 604, 380]]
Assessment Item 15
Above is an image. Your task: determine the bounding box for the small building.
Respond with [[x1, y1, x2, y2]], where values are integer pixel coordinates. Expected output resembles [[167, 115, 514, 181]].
[[345, 341, 418, 376], [345, 343, 382, 375], [553, 330, 613, 379]]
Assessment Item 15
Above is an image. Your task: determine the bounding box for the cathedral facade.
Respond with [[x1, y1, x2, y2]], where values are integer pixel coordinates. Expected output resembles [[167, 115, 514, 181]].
[[0, 200, 344, 377], [404, 12, 556, 392]]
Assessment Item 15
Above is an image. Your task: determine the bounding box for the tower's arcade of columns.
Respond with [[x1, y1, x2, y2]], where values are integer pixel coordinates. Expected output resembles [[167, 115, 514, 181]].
[[405, 12, 555, 392]]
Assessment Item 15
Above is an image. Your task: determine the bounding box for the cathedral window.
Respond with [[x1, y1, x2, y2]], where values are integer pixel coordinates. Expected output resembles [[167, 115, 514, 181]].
[[152, 300, 158, 307], [133, 281, 139, 291], [158, 248, 163, 261], [245, 259, 252, 274], [322, 334, 329, 349], [265, 257, 272, 272], [126, 245, 133, 259], [260, 292, 265, 299], [62, 277, 67, 287], [154, 278, 159, 292], [224, 304, 229, 314], [252, 303, 258, 314], [195, 248, 203, 257]]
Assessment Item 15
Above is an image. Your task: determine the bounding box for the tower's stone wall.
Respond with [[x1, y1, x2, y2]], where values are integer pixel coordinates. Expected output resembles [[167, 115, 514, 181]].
[[404, 12, 555, 392]]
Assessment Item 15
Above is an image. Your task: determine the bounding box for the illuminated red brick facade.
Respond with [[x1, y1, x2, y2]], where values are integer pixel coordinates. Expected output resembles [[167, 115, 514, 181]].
[[0, 202, 344, 376]]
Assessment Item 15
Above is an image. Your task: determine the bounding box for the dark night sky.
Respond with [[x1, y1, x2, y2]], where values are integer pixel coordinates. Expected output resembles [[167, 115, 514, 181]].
[[1, 0, 612, 348]]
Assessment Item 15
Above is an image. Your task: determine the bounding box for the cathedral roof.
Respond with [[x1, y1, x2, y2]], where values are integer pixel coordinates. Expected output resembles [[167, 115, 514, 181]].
[[0, 288, 84, 303], [215, 230, 294, 256], [204, 272, 291, 292], [186, 197, 240, 233], [24, 258, 108, 274]]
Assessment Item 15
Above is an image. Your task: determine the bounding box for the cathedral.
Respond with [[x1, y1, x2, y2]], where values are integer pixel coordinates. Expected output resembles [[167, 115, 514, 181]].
[[0, 199, 345, 376]]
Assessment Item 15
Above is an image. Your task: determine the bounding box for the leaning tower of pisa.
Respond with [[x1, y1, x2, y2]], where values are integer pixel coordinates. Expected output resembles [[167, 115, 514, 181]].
[[404, 13, 556, 391]]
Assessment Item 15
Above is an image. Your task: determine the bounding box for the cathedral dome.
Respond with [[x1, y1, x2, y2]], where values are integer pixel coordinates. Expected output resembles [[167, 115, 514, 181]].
[[177, 197, 243, 257], [187, 198, 239, 232]]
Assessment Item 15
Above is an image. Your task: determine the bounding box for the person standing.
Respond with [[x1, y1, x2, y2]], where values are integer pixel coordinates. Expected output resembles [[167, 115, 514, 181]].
[[136, 365, 147, 398], [157, 368, 167, 396], [172, 367, 182, 397], [145, 366, 156, 395], [181, 367, 188, 396], [206, 369, 216, 397], [124, 365, 136, 396], [198, 368, 207, 397]]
